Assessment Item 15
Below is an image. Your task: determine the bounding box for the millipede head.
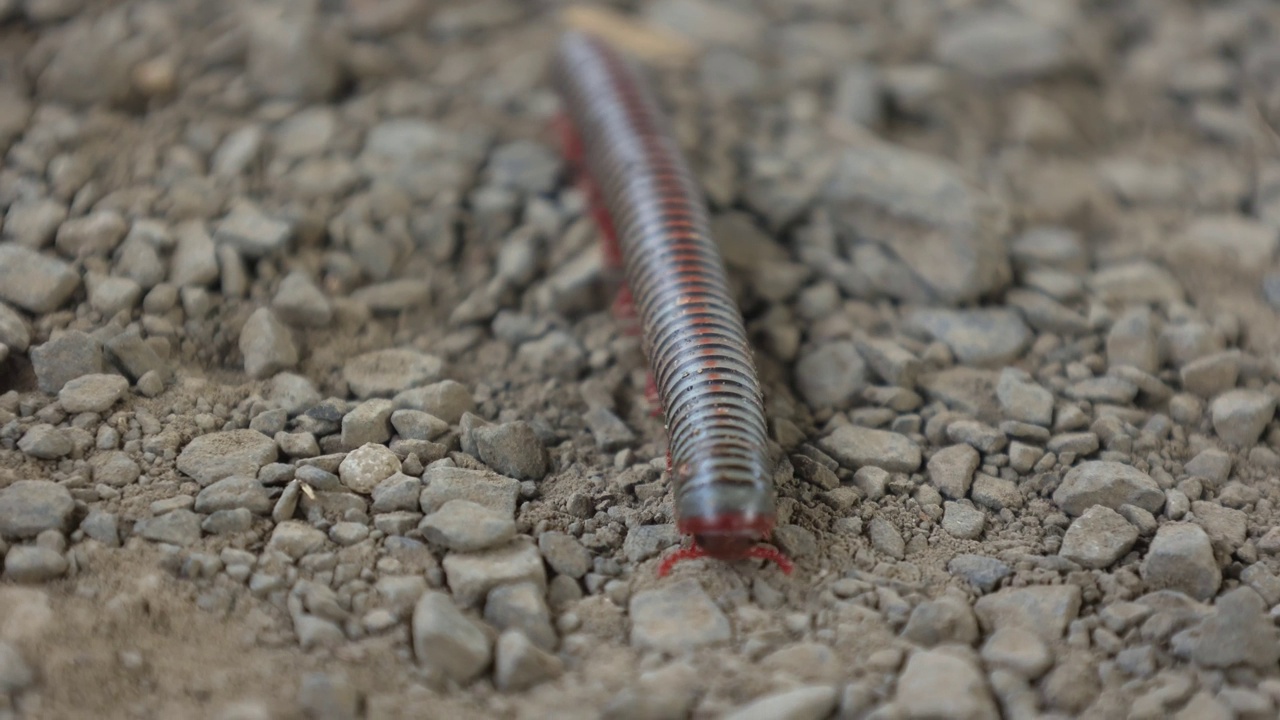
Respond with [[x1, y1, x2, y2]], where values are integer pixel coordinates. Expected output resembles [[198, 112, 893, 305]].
[[655, 510, 793, 576]]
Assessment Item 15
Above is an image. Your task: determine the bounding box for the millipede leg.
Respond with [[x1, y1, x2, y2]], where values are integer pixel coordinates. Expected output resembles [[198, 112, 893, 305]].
[[656, 545, 708, 577], [644, 373, 662, 417]]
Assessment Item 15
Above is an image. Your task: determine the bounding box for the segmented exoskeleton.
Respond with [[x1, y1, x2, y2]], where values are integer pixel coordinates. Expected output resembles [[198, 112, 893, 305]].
[[549, 30, 791, 576]]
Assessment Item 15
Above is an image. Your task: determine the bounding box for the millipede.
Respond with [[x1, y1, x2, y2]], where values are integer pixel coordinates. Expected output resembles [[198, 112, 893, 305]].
[[549, 30, 792, 577]]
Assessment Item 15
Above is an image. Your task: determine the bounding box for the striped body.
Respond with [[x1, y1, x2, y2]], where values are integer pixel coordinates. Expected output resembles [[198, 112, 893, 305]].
[[550, 31, 785, 570]]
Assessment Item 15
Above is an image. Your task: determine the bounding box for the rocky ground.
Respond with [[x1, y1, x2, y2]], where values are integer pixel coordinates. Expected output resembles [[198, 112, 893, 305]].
[[1, 0, 1280, 718]]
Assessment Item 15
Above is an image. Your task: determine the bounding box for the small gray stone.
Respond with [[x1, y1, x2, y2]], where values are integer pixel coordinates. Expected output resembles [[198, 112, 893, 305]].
[[794, 341, 867, 409], [723, 686, 839, 720], [486, 140, 560, 194], [419, 466, 519, 517], [1059, 505, 1138, 569], [583, 406, 636, 451], [1184, 449, 1232, 486], [341, 399, 394, 448], [203, 508, 254, 535], [516, 331, 586, 380], [493, 629, 563, 693], [392, 380, 473, 424], [1191, 500, 1247, 555], [85, 274, 141, 316], [30, 330, 107, 394], [338, 443, 400, 495], [817, 425, 921, 473], [18, 423, 73, 459], [104, 327, 165, 382], [0, 480, 74, 539], [471, 421, 547, 481], [3, 198, 66, 249], [1106, 306, 1160, 374], [81, 508, 120, 546], [269, 372, 322, 416], [55, 210, 127, 258], [894, 648, 1000, 720], [1141, 523, 1221, 601], [171, 222, 220, 287], [390, 409, 449, 441], [296, 671, 359, 720], [135, 509, 203, 546], [266, 520, 328, 559], [980, 625, 1053, 679], [194, 476, 273, 515], [538, 531, 592, 578], [0, 242, 80, 312], [868, 516, 905, 560], [935, 9, 1075, 80], [0, 641, 34, 695], [928, 444, 980, 499], [1171, 587, 1280, 669], [996, 368, 1053, 426], [440, 537, 546, 608], [272, 270, 332, 328], [239, 307, 298, 380], [0, 301, 30, 353], [1180, 351, 1241, 398], [973, 584, 1082, 642], [57, 373, 128, 413], [215, 207, 291, 258], [484, 581, 557, 652], [900, 595, 980, 647], [344, 349, 444, 399], [1053, 461, 1164, 516], [371, 473, 421, 513], [176, 429, 278, 487], [3, 545, 68, 583], [906, 308, 1031, 367], [91, 451, 141, 487], [948, 554, 1010, 593], [629, 577, 731, 653], [942, 501, 985, 540], [1210, 390, 1276, 446], [420, 499, 516, 552], [412, 589, 491, 676], [1089, 261, 1184, 305], [622, 524, 680, 564]]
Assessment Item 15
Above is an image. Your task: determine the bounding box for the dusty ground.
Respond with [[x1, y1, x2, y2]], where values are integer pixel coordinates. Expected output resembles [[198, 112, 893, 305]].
[[2, 0, 1280, 718]]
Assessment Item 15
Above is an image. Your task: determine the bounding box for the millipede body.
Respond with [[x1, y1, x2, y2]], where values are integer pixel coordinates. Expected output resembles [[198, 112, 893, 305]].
[[549, 30, 790, 575]]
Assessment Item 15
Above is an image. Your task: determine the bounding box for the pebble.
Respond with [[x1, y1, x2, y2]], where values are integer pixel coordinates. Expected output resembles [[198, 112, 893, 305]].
[[0, 480, 74, 539], [722, 686, 839, 720], [104, 327, 165, 382], [923, 443, 978, 504], [0, 302, 30, 353], [905, 308, 1031, 367], [583, 406, 636, 451], [350, 279, 431, 313], [1192, 500, 1247, 555], [170, 222, 220, 287], [239, 307, 298, 380], [18, 423, 73, 459], [868, 516, 905, 560], [54, 210, 127, 257], [1171, 587, 1280, 669], [3, 198, 65, 249], [370, 473, 421, 513], [947, 554, 1011, 593], [900, 595, 979, 647], [411, 591, 491, 684], [1180, 351, 1240, 398], [601, 661, 700, 720], [176, 429, 279, 487], [980, 625, 1053, 679], [343, 349, 444, 399], [216, 206, 292, 258], [622, 524, 680, 563], [629, 578, 732, 653], [91, 451, 141, 487], [272, 271, 332, 328], [794, 341, 867, 409], [821, 141, 1011, 304], [470, 421, 548, 481], [337, 443, 400, 495], [421, 499, 516, 552], [57, 373, 128, 413], [995, 368, 1054, 426], [85, 274, 142, 316], [419, 466, 519, 517], [341, 399, 394, 448], [854, 336, 921, 387], [211, 126, 263, 177], [516, 331, 586, 380], [134, 509, 203, 547], [1052, 460, 1164, 516], [817, 425, 921, 473], [1140, 522, 1221, 601], [266, 521, 328, 560], [894, 648, 1000, 720], [3, 545, 68, 583], [644, 0, 764, 50], [1210, 389, 1276, 446], [244, 0, 340, 102], [1106, 306, 1160, 373], [942, 501, 985, 540], [1089, 261, 1184, 305], [193, 476, 273, 515], [538, 531, 592, 578], [441, 537, 545, 608], [0, 243, 80, 313], [296, 672, 359, 720], [973, 584, 1082, 642], [81, 508, 119, 546], [1059, 505, 1138, 569], [30, 330, 107, 394], [393, 380, 474, 425], [494, 629, 563, 692]]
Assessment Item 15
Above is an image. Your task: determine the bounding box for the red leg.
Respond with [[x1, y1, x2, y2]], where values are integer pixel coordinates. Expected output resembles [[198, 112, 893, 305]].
[[746, 545, 795, 574], [645, 374, 663, 417], [552, 111, 584, 170], [657, 545, 708, 577]]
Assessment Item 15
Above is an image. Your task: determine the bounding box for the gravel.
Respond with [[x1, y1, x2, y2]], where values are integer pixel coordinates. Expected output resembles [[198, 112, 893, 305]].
[[1, 1, 1279, 716]]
